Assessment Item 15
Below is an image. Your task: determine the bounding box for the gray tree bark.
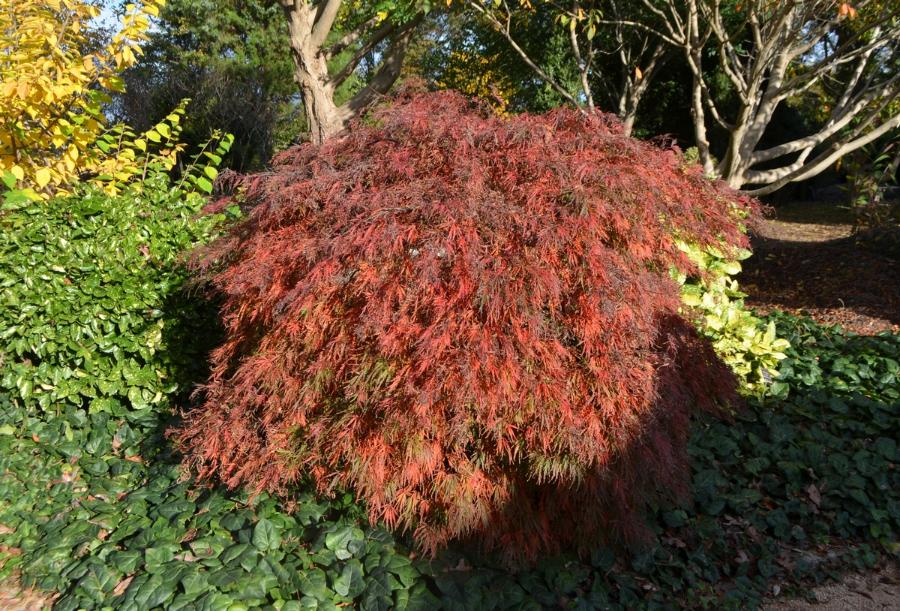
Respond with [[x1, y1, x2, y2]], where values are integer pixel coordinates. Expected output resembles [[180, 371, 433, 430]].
[[609, 0, 900, 192]]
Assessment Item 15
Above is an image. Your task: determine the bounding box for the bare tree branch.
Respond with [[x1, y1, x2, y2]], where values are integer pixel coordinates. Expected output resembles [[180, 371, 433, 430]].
[[311, 0, 343, 47], [746, 112, 900, 195], [330, 19, 401, 87], [344, 18, 421, 115], [326, 14, 382, 58], [466, 0, 583, 108], [568, 1, 595, 109], [752, 76, 900, 164], [595, 18, 680, 47]]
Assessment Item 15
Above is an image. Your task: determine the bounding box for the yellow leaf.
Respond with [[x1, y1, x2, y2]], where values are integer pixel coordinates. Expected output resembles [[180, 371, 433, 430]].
[[121, 46, 136, 66], [35, 168, 51, 188], [10, 166, 24, 181]]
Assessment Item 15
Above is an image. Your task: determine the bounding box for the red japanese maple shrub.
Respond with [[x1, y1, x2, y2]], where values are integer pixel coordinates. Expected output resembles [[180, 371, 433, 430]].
[[176, 89, 756, 561]]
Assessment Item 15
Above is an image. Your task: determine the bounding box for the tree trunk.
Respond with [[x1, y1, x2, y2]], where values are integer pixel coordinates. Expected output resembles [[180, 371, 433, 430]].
[[298, 70, 349, 145], [621, 113, 636, 137], [279, 0, 422, 145], [283, 2, 350, 144], [684, 1, 715, 175]]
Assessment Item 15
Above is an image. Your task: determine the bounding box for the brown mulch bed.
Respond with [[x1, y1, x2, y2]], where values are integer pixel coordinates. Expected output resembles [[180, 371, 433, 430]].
[[764, 564, 900, 611], [0, 576, 54, 611], [740, 206, 900, 335], [764, 563, 900, 611]]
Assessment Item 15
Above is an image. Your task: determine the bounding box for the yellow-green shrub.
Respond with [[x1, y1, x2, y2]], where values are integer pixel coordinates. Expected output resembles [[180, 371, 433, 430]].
[[2, 101, 232, 208], [676, 241, 790, 396]]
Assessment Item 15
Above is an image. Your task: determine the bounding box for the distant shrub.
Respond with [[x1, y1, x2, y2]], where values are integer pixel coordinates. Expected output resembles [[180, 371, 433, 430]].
[[177, 90, 756, 561]]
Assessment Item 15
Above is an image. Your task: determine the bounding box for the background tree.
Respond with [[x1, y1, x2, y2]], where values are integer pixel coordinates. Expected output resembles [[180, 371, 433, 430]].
[[412, 8, 581, 114], [459, 1, 898, 194], [460, 1, 673, 135], [598, 0, 671, 135], [278, 0, 428, 143], [462, 0, 586, 108], [116, 0, 299, 170], [604, 0, 900, 193]]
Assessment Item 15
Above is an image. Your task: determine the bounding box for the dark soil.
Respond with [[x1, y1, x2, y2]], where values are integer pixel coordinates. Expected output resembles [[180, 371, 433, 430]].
[[741, 202, 900, 335]]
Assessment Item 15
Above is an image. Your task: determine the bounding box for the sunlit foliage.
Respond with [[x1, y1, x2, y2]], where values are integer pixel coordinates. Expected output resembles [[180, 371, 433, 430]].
[[0, 0, 163, 194]]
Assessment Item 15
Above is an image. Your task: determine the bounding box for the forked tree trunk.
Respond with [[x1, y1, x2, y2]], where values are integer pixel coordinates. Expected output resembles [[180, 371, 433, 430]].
[[280, 0, 422, 145]]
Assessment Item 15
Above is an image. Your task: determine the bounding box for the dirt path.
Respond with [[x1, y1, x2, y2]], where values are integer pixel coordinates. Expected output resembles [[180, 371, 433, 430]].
[[765, 565, 900, 611], [740, 202, 899, 335]]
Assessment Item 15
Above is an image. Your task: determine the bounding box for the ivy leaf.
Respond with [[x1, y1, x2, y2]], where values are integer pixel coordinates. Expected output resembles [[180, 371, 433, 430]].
[[325, 526, 365, 560], [332, 560, 364, 598], [252, 517, 281, 551]]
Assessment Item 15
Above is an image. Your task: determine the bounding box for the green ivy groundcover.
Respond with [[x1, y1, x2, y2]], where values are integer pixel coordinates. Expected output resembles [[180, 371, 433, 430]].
[[0, 185, 897, 610]]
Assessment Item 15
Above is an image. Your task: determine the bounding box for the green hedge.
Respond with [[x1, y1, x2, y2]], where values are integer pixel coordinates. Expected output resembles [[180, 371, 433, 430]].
[[0, 176, 896, 610], [0, 176, 219, 416]]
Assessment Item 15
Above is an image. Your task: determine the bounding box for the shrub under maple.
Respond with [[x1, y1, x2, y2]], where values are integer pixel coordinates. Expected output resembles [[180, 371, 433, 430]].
[[176, 89, 757, 561]]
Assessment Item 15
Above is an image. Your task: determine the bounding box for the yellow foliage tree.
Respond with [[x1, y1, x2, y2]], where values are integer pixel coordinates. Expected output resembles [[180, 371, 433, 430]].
[[434, 51, 516, 114], [0, 0, 164, 195]]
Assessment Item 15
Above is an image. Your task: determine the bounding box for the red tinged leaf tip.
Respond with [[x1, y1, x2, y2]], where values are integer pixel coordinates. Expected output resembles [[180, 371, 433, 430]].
[[175, 88, 754, 563]]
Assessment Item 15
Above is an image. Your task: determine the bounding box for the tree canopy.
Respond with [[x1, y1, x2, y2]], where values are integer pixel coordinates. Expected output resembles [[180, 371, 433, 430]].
[[117, 0, 299, 170]]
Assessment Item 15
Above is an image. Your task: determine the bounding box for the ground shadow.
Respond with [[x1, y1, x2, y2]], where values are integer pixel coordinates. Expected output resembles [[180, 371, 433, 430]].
[[741, 233, 900, 332], [427, 324, 900, 608], [762, 200, 856, 226]]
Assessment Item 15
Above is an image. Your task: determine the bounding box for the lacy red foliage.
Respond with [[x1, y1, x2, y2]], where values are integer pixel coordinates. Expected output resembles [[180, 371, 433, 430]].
[[176, 89, 755, 561]]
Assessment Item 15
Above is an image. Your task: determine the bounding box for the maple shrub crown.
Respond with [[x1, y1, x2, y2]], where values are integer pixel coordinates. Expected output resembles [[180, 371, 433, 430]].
[[177, 89, 758, 561]]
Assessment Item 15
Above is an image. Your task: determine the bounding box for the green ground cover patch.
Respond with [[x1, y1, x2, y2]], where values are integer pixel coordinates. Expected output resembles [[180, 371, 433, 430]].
[[0, 184, 896, 609]]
